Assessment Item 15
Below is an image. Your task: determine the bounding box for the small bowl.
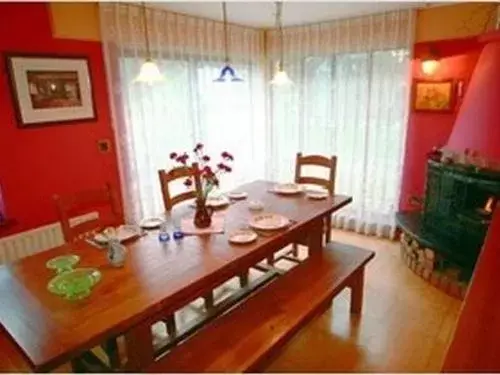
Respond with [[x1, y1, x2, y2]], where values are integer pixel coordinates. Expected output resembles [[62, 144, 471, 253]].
[[248, 200, 264, 212]]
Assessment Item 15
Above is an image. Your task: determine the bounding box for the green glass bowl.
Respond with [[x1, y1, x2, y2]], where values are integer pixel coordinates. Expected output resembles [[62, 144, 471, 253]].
[[47, 268, 101, 301], [46, 255, 80, 274]]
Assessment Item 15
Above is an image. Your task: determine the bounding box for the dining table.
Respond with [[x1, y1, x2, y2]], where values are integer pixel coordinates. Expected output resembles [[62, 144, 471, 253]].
[[0, 180, 352, 372]]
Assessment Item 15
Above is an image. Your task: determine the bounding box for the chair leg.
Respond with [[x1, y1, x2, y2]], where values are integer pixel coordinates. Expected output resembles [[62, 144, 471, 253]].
[[72, 351, 112, 373], [204, 291, 214, 311], [102, 337, 120, 369], [267, 254, 274, 266], [239, 270, 249, 288], [71, 358, 87, 373], [165, 315, 177, 337], [325, 216, 332, 244]]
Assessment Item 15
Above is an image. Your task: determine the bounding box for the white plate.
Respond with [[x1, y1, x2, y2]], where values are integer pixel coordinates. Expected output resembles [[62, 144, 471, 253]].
[[206, 196, 230, 208], [228, 229, 258, 245], [228, 191, 248, 200], [306, 191, 329, 200], [248, 213, 291, 231], [140, 218, 163, 229], [93, 225, 142, 244], [189, 196, 230, 209], [271, 183, 303, 195]]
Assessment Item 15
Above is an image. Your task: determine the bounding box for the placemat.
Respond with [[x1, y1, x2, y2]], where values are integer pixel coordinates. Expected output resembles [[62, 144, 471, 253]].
[[181, 214, 225, 235]]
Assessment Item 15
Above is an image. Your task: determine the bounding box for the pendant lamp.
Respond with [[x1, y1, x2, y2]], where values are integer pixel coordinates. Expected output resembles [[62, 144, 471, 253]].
[[270, 1, 292, 86], [134, 2, 164, 84], [214, 2, 244, 82]]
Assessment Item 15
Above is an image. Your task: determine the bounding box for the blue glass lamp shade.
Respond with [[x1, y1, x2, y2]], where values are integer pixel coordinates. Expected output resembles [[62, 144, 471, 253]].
[[214, 64, 243, 82]]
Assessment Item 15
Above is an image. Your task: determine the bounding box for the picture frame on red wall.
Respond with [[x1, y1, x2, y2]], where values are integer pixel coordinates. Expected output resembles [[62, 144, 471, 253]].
[[412, 79, 456, 113], [5, 54, 96, 127]]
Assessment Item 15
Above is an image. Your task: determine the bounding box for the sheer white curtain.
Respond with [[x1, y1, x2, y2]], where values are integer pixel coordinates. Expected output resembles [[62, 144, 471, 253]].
[[266, 10, 415, 238], [100, 3, 266, 222]]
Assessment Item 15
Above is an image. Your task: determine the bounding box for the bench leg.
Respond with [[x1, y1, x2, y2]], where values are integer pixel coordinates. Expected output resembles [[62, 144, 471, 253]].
[[349, 268, 365, 314]]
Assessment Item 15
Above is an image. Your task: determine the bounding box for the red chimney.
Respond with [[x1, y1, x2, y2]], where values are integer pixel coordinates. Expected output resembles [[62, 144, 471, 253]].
[[446, 30, 500, 165]]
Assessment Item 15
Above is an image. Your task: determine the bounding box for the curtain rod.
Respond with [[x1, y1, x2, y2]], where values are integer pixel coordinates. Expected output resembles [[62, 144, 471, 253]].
[[119, 1, 262, 31], [263, 7, 414, 32], [113, 2, 415, 33]]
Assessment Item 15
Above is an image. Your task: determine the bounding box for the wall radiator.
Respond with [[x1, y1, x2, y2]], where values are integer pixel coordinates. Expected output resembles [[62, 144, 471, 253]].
[[0, 223, 65, 264]]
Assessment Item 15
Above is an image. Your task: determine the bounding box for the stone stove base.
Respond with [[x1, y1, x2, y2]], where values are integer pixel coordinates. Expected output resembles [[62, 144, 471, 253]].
[[400, 232, 469, 300]]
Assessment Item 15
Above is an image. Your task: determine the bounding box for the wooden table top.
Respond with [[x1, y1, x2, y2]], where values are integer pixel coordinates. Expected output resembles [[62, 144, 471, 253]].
[[0, 180, 352, 371]]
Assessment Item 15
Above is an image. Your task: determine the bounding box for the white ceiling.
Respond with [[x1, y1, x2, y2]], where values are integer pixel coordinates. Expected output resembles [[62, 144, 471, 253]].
[[154, 2, 430, 28]]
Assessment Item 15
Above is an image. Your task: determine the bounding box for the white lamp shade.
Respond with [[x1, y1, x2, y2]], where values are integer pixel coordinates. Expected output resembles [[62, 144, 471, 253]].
[[134, 59, 164, 84], [270, 70, 293, 86]]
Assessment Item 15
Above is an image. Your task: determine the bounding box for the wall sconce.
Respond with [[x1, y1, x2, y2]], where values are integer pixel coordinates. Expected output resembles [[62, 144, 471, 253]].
[[421, 47, 440, 76]]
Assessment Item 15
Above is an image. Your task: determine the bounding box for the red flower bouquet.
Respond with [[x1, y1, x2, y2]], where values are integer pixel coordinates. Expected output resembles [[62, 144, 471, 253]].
[[170, 143, 234, 228]]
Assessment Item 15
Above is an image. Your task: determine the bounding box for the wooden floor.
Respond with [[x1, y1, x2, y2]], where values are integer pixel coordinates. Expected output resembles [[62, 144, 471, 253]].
[[264, 230, 462, 373]]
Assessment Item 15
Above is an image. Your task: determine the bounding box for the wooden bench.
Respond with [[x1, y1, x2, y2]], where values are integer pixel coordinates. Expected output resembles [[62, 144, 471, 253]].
[[147, 242, 375, 373], [0, 327, 31, 372]]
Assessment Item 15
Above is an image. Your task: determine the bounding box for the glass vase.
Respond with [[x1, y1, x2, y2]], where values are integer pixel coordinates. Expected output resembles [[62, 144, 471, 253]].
[[194, 199, 213, 229]]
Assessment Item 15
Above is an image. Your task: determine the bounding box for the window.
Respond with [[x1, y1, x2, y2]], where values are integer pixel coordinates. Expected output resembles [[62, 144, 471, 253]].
[[119, 57, 266, 218], [269, 49, 410, 233]]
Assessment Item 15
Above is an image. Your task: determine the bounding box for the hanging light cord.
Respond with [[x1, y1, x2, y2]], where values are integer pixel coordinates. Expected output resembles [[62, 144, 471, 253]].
[[275, 1, 284, 70], [142, 2, 152, 59], [222, 2, 230, 63]]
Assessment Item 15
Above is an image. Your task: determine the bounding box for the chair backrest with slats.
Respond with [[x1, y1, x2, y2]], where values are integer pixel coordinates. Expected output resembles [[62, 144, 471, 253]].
[[294, 152, 337, 195], [53, 183, 123, 243], [159, 162, 202, 212]]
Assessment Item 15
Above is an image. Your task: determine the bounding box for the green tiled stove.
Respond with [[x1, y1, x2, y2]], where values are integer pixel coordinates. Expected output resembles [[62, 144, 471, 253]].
[[396, 158, 500, 299]]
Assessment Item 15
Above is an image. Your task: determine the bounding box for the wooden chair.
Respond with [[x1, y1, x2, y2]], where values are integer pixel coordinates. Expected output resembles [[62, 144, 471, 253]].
[[159, 163, 250, 309], [53, 184, 123, 369], [292, 152, 337, 256], [53, 183, 123, 243], [159, 162, 203, 212]]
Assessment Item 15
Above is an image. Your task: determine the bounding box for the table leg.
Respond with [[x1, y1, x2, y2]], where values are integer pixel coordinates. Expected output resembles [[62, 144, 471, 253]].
[[349, 268, 365, 314], [124, 322, 154, 371], [307, 217, 324, 257]]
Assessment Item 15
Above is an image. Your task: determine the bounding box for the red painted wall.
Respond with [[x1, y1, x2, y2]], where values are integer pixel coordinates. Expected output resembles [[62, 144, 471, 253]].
[[447, 31, 500, 164], [0, 3, 121, 237], [399, 37, 482, 210]]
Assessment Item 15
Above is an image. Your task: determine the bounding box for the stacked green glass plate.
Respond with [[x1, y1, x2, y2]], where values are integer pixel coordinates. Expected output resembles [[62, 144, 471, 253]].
[[46, 254, 80, 274], [47, 268, 101, 301]]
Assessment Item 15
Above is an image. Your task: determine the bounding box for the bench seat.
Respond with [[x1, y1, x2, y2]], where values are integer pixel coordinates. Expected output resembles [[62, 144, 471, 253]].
[[147, 242, 375, 373]]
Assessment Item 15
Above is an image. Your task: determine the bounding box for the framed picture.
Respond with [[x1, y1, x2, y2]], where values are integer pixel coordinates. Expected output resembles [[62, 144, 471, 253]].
[[413, 79, 456, 112], [6, 54, 96, 127]]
